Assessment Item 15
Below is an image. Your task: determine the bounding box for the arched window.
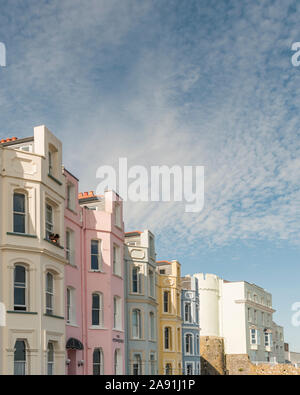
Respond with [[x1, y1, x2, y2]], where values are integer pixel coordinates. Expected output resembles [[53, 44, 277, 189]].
[[46, 272, 54, 315], [163, 291, 170, 313], [14, 265, 26, 311], [132, 309, 142, 339], [149, 312, 155, 340], [185, 334, 193, 355], [92, 293, 103, 326], [164, 327, 172, 350], [14, 340, 26, 375], [114, 349, 122, 375], [165, 363, 172, 375], [47, 342, 54, 375], [132, 354, 142, 375], [13, 192, 26, 234], [93, 348, 104, 375]]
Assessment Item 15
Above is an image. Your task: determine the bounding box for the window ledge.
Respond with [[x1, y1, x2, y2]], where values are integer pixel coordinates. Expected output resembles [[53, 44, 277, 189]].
[[7, 232, 37, 238], [113, 328, 124, 332], [68, 263, 78, 269], [88, 270, 105, 274], [7, 311, 38, 315], [67, 323, 79, 328], [44, 313, 65, 320], [48, 173, 63, 185], [112, 273, 123, 279], [89, 326, 107, 330], [66, 207, 77, 215], [44, 238, 64, 249]]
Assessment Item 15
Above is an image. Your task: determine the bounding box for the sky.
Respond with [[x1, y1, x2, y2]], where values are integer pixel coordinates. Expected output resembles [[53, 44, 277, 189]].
[[1, 0, 300, 350]]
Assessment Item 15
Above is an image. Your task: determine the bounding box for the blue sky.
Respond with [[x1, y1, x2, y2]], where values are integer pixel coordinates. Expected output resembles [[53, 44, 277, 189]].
[[1, 0, 300, 350]]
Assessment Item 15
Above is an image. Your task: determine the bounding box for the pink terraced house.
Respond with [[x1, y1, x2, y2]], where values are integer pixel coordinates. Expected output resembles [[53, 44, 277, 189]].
[[64, 170, 125, 375]]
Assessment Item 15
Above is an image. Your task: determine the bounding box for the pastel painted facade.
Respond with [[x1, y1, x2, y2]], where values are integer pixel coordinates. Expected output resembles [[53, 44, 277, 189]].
[[181, 276, 201, 375], [0, 126, 66, 375], [157, 260, 182, 375], [78, 190, 125, 375], [124, 230, 158, 375], [192, 273, 285, 367], [64, 169, 84, 374]]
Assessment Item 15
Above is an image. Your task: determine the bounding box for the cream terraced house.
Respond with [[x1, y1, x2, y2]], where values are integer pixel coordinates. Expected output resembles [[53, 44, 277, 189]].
[[0, 126, 66, 375]]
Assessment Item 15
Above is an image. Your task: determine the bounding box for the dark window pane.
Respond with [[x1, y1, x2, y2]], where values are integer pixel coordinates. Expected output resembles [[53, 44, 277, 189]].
[[92, 310, 99, 325], [14, 266, 25, 283], [14, 288, 25, 306], [46, 273, 53, 292], [92, 294, 100, 309], [14, 341, 26, 361], [14, 214, 25, 233], [93, 365, 100, 375], [14, 194, 25, 213], [93, 350, 100, 364], [91, 255, 99, 270], [91, 240, 98, 254]]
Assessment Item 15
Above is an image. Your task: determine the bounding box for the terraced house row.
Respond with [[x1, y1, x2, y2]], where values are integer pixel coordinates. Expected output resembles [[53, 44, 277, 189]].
[[0, 125, 201, 375], [0, 125, 287, 375]]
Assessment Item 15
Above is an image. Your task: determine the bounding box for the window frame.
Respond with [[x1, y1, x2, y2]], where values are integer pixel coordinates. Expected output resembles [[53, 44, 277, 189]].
[[93, 348, 104, 375], [14, 340, 27, 376], [47, 342, 54, 375], [13, 192, 26, 234], [14, 265, 27, 311], [46, 272, 54, 315], [92, 292, 104, 327], [132, 309, 142, 339], [45, 204, 54, 240], [91, 240, 102, 271]]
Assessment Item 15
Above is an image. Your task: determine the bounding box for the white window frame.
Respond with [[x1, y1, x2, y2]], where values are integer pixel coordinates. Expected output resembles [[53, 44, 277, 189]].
[[149, 312, 155, 340], [14, 265, 27, 311], [113, 244, 121, 276], [185, 361, 194, 375], [132, 266, 142, 294], [185, 333, 193, 355], [113, 296, 122, 330], [184, 302, 192, 323], [92, 293, 104, 327], [46, 272, 54, 315], [93, 348, 104, 375], [45, 204, 54, 240], [47, 342, 54, 375], [91, 240, 102, 271], [13, 192, 26, 234], [132, 354, 142, 375], [132, 309, 142, 339]]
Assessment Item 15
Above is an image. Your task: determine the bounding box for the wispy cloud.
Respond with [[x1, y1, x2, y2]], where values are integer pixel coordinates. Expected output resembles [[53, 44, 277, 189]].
[[1, 0, 300, 258]]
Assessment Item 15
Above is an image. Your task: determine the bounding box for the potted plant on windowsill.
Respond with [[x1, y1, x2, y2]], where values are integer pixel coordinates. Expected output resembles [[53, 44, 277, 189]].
[[49, 233, 60, 246]]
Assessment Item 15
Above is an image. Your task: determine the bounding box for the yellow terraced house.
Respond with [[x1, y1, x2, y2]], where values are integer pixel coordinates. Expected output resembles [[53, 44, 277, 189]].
[[157, 260, 182, 375]]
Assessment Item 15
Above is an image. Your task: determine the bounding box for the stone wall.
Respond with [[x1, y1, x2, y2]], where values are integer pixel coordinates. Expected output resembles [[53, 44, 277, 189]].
[[200, 336, 226, 375], [226, 353, 300, 375]]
